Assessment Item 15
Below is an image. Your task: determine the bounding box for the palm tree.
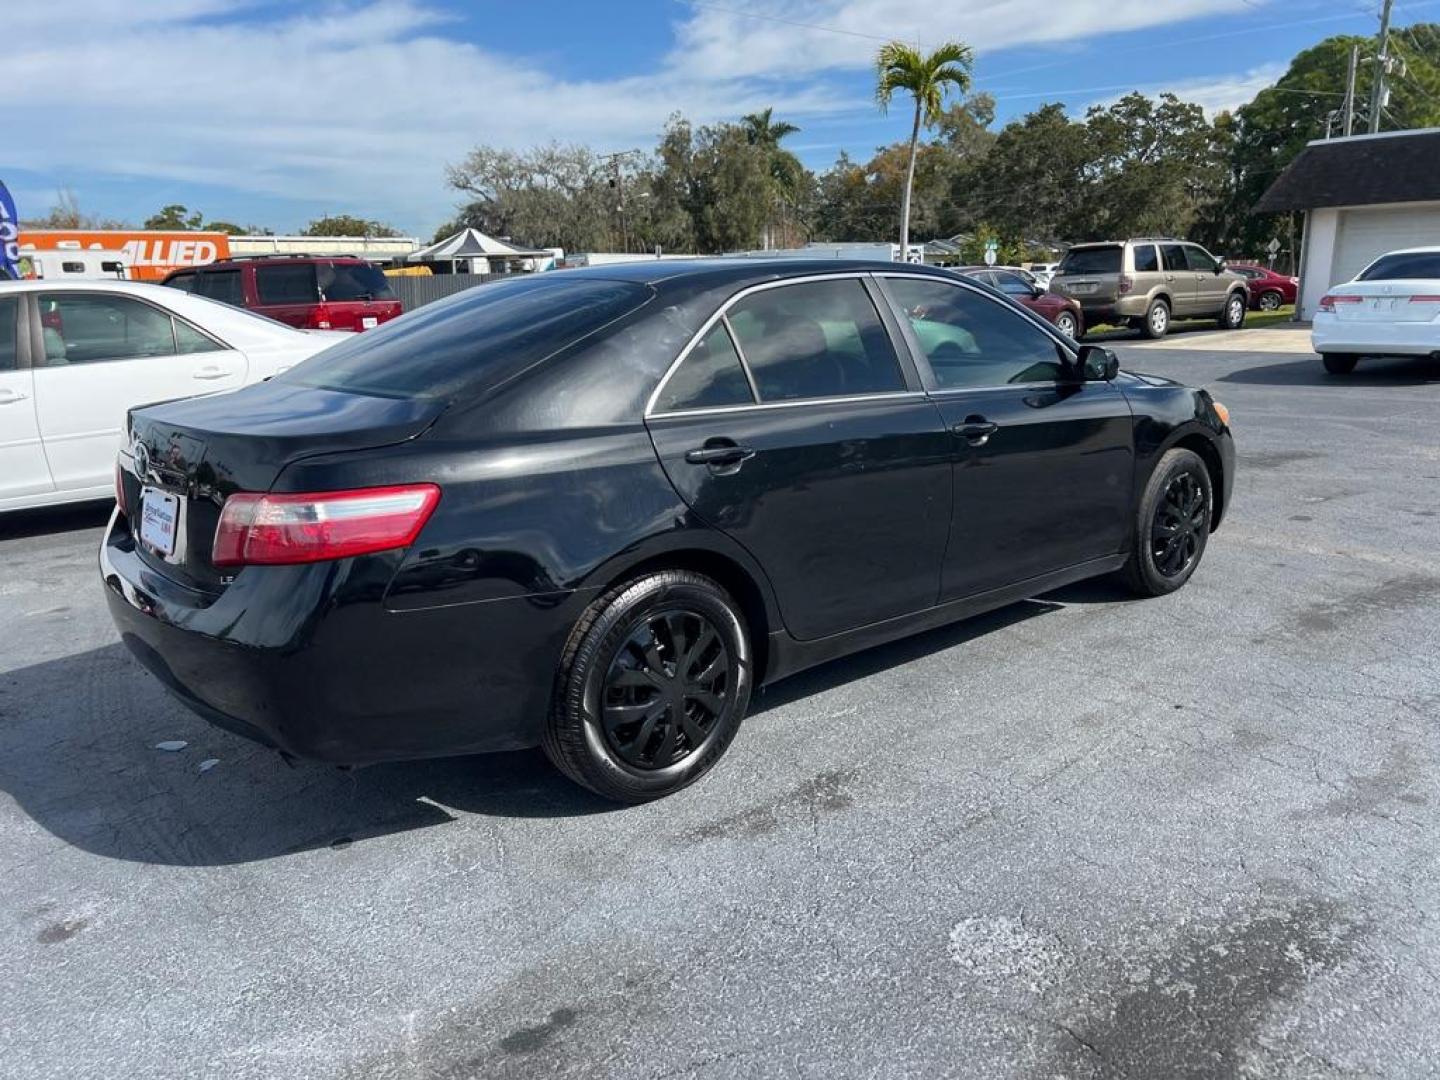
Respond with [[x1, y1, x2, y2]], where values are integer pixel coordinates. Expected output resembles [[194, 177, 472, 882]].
[[741, 107, 805, 248], [874, 41, 974, 257], [741, 107, 800, 148]]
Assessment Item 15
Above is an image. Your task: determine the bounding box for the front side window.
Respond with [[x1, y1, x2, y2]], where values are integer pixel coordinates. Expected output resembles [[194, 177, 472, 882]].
[[256, 264, 318, 305], [726, 279, 904, 402], [887, 277, 1067, 390], [1359, 252, 1440, 280], [37, 294, 177, 365], [1132, 245, 1160, 273], [0, 297, 17, 370], [1184, 246, 1219, 273], [193, 269, 244, 307], [655, 322, 754, 413]]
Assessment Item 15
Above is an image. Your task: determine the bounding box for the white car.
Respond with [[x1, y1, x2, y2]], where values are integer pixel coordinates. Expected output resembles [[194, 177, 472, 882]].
[[1312, 247, 1440, 374], [0, 280, 348, 512]]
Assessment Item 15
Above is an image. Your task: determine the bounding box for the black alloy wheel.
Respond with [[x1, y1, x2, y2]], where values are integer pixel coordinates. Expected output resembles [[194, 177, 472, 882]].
[[601, 609, 730, 769], [1151, 471, 1209, 578], [544, 570, 752, 802], [1121, 447, 1213, 597]]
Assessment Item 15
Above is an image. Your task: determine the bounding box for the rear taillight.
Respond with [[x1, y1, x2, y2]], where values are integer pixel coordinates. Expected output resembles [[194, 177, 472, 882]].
[[212, 484, 440, 567], [1318, 294, 1360, 313], [1118, 274, 1134, 295], [305, 306, 333, 331], [1407, 295, 1440, 304]]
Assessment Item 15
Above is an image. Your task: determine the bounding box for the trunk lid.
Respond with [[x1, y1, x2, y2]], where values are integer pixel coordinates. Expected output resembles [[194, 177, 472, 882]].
[[121, 379, 444, 591], [1326, 279, 1440, 322]]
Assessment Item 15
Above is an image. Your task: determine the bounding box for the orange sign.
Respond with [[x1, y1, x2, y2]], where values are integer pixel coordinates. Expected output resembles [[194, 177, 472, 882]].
[[18, 230, 231, 281]]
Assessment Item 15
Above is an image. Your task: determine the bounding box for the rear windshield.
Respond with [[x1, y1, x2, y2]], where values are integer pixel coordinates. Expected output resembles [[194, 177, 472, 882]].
[[281, 276, 652, 400], [1058, 246, 1122, 275], [1358, 252, 1440, 281], [321, 261, 395, 301]]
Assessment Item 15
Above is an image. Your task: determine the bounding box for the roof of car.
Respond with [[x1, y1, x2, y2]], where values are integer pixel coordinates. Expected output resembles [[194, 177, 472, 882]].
[[546, 257, 959, 289]]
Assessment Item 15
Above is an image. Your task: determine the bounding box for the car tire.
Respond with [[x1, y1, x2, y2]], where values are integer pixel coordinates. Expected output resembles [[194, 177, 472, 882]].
[[1054, 310, 1080, 339], [1258, 290, 1283, 312], [543, 570, 752, 803], [1120, 448, 1213, 597], [1141, 299, 1170, 339], [1218, 292, 1246, 330], [1322, 353, 1359, 375]]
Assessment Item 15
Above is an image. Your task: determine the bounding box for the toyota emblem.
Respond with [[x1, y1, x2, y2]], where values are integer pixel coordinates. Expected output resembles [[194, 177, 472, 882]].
[[132, 440, 151, 481]]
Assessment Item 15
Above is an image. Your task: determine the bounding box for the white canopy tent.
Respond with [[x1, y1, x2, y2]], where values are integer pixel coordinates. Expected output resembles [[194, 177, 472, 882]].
[[408, 228, 554, 274]]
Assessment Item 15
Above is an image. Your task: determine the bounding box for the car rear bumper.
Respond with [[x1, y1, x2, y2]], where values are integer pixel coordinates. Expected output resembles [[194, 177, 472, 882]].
[[100, 509, 574, 764], [1312, 315, 1440, 356]]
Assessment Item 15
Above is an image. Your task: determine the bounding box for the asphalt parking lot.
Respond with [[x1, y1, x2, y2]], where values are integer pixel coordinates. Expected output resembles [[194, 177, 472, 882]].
[[4, 325, 1439, 1079]]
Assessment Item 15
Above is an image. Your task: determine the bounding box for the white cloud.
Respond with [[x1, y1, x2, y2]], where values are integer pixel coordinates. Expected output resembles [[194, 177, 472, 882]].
[[10, 0, 1276, 231]]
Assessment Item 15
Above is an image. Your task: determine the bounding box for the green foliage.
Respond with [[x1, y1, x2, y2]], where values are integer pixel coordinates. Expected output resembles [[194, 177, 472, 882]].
[[874, 40, 975, 123], [144, 204, 203, 230], [959, 224, 1026, 266], [302, 214, 401, 238]]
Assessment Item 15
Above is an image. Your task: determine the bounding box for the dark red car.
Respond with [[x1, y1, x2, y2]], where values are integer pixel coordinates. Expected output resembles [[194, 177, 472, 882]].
[[1227, 264, 1299, 311], [161, 255, 402, 332], [955, 266, 1083, 338]]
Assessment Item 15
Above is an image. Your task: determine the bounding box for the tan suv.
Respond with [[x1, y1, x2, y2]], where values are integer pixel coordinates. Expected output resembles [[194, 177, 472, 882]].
[[1049, 239, 1249, 339]]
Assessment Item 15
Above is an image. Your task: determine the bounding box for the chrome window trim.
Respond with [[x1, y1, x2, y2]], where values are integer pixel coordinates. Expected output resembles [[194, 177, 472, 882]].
[[644, 271, 912, 419], [646, 390, 928, 422]]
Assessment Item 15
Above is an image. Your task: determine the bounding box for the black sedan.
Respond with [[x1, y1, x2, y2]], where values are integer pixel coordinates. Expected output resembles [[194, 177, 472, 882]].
[[103, 259, 1235, 802]]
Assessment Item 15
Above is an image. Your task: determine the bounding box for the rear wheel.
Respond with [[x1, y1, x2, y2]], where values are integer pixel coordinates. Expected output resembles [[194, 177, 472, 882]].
[[1121, 448, 1213, 597], [543, 570, 752, 803], [1258, 290, 1283, 312], [1218, 291, 1246, 330], [1322, 353, 1359, 374], [1054, 310, 1080, 340], [1141, 299, 1170, 339]]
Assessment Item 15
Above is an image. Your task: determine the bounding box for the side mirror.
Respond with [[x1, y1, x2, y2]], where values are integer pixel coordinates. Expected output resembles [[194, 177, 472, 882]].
[[1077, 344, 1119, 382]]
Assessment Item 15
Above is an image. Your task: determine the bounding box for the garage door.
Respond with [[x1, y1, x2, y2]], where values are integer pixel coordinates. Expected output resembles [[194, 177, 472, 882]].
[[1333, 204, 1440, 286]]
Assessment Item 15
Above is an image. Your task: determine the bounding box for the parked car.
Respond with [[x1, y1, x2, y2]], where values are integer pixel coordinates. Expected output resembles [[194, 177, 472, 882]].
[[0, 280, 347, 512], [161, 254, 402, 332], [1228, 263, 1298, 311], [1312, 247, 1440, 374], [1026, 262, 1060, 287], [954, 265, 1084, 338], [1050, 239, 1250, 339], [104, 260, 1234, 802]]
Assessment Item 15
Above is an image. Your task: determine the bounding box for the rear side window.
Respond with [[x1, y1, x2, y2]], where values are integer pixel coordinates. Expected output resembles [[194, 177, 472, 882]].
[[37, 294, 176, 364], [164, 271, 197, 293], [726, 279, 904, 401], [320, 261, 395, 301], [1059, 247, 1121, 275], [1359, 252, 1440, 280], [0, 297, 17, 370], [193, 269, 244, 307], [256, 264, 317, 305], [1132, 245, 1159, 273], [282, 277, 652, 400], [655, 322, 754, 413], [990, 271, 1034, 297], [1160, 244, 1188, 272]]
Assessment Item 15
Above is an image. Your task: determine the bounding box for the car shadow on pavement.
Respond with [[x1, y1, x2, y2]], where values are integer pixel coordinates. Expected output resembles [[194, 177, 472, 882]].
[[2, 595, 1077, 867], [0, 500, 113, 541], [1218, 354, 1440, 387]]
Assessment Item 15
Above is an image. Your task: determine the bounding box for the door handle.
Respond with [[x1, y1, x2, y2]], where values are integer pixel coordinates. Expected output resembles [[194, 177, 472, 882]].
[[0, 390, 28, 404], [953, 418, 998, 445], [685, 443, 756, 467], [192, 366, 229, 380]]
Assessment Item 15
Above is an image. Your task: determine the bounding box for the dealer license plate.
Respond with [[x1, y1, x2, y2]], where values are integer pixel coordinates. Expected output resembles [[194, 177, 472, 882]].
[[139, 488, 180, 557], [361, 316, 379, 329]]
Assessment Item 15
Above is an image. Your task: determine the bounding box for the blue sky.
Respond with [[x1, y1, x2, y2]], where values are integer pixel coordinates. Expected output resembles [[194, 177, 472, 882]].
[[9, 0, 1429, 238]]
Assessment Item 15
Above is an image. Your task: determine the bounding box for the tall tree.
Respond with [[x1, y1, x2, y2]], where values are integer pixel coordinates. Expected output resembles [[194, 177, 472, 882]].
[[873, 40, 973, 255], [302, 214, 401, 238]]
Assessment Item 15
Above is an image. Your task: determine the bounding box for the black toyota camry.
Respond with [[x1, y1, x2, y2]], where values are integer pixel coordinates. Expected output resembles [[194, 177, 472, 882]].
[[103, 259, 1234, 802]]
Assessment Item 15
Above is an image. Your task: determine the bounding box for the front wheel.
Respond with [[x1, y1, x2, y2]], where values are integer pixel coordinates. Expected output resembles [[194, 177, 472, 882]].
[[1218, 292, 1246, 330], [543, 570, 752, 802], [1054, 310, 1080, 340], [1121, 448, 1213, 597], [1322, 353, 1358, 375]]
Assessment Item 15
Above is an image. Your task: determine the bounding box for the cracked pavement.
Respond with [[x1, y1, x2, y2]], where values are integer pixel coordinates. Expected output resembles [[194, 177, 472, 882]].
[[2, 340, 1438, 1078]]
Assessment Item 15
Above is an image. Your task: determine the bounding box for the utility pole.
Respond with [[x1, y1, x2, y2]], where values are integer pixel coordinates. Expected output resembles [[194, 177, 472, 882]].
[[1342, 42, 1359, 136], [1368, 0, 1394, 134]]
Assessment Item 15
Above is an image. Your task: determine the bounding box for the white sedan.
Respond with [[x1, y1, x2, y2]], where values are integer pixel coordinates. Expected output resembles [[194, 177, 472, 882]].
[[0, 280, 348, 512], [1312, 247, 1440, 374]]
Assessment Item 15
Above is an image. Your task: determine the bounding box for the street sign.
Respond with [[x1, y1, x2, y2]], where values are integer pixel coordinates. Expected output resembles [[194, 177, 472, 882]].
[[1266, 237, 1281, 256], [983, 241, 998, 267]]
